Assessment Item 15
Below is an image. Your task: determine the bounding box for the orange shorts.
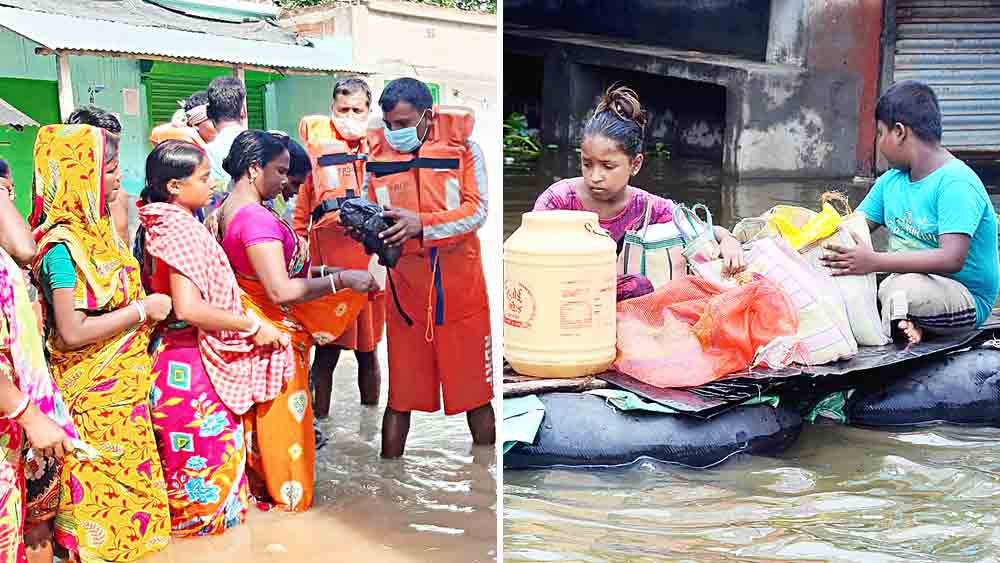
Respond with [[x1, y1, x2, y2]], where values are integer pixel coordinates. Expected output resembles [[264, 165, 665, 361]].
[[386, 304, 494, 416]]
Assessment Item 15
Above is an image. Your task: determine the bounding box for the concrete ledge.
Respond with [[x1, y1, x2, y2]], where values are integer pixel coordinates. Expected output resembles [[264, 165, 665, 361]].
[[506, 25, 801, 79], [504, 25, 859, 179]]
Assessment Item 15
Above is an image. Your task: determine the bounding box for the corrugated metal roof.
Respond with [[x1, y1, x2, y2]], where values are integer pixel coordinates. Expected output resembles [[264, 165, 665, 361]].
[[0, 0, 294, 44], [0, 97, 39, 128], [0, 5, 367, 74]]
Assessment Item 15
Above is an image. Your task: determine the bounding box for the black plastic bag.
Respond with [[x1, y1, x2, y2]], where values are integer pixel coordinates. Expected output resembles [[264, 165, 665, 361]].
[[338, 198, 403, 268]]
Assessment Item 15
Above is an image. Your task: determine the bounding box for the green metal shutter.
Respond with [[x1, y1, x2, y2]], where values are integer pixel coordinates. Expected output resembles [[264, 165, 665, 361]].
[[141, 62, 276, 134], [144, 74, 266, 130]]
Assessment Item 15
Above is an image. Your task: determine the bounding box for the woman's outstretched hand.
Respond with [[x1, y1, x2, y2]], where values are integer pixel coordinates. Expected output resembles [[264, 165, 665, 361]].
[[337, 270, 378, 293]]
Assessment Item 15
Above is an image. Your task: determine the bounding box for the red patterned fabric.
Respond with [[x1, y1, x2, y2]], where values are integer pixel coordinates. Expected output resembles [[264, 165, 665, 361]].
[[138, 202, 294, 415]]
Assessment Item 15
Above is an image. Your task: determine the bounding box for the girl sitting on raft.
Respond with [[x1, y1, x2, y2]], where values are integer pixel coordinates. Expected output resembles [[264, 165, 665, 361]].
[[533, 85, 745, 287]]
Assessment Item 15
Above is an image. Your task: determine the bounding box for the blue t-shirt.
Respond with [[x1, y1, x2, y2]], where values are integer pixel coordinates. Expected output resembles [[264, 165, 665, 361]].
[[858, 159, 999, 326]]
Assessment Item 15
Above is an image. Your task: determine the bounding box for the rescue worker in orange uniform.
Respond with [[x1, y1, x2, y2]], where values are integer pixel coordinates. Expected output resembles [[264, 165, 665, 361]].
[[293, 78, 384, 413], [363, 78, 495, 458]]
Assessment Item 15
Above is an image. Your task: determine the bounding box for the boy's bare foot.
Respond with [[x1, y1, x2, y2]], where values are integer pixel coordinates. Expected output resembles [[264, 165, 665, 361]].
[[898, 320, 924, 345]]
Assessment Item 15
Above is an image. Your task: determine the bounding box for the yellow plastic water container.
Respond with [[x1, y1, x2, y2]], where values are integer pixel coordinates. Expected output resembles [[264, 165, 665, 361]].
[[504, 211, 617, 378]]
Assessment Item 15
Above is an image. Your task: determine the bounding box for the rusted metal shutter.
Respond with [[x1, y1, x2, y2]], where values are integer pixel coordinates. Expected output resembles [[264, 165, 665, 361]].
[[893, 0, 1000, 153]]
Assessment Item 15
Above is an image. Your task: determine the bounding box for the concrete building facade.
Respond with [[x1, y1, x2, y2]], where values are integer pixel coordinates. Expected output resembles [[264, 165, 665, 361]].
[[505, 0, 887, 179]]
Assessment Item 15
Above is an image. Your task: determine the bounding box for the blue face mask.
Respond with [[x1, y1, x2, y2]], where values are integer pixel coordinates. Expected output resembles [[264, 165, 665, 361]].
[[384, 110, 429, 153]]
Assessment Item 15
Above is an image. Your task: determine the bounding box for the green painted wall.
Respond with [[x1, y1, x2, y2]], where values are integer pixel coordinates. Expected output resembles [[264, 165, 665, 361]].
[[0, 29, 56, 79], [270, 75, 339, 142], [0, 78, 59, 216], [69, 55, 149, 196], [0, 30, 59, 217], [0, 28, 149, 197]]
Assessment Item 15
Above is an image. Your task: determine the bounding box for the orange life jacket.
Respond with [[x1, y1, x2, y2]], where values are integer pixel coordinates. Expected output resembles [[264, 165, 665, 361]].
[[298, 115, 367, 228], [366, 105, 477, 256], [366, 106, 488, 333]]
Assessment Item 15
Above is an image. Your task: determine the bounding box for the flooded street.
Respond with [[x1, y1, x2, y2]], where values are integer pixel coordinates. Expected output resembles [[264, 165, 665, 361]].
[[503, 150, 1000, 563], [145, 349, 497, 563]]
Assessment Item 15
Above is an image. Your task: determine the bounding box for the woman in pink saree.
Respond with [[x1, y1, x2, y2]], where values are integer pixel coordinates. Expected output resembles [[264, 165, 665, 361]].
[[135, 141, 292, 536]]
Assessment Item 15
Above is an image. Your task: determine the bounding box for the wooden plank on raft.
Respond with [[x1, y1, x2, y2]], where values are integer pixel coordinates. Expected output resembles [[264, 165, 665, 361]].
[[502, 376, 609, 398], [502, 361, 609, 398]]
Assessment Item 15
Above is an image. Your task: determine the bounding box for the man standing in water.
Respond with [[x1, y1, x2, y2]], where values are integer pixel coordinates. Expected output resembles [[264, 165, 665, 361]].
[[295, 78, 384, 413], [364, 77, 495, 458]]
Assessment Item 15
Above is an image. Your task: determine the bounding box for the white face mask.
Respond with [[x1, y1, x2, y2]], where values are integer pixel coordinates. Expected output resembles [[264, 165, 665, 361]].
[[332, 115, 368, 141]]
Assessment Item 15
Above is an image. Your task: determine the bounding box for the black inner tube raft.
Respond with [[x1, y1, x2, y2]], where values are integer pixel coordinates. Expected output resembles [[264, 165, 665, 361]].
[[848, 347, 1000, 427], [504, 392, 802, 469]]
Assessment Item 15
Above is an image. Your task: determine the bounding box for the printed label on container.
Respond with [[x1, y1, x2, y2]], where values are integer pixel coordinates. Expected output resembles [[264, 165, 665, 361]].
[[504, 279, 536, 329], [559, 281, 592, 335]]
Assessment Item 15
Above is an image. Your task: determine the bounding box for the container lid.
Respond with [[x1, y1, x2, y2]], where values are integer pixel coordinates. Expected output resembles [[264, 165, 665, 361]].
[[520, 210, 601, 231]]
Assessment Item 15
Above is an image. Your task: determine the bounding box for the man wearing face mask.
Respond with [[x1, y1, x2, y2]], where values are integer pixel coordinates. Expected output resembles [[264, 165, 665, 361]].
[[293, 78, 385, 415], [364, 77, 495, 459]]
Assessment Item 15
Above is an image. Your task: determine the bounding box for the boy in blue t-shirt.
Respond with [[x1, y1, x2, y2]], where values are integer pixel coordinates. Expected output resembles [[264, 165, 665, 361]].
[[822, 81, 999, 344]]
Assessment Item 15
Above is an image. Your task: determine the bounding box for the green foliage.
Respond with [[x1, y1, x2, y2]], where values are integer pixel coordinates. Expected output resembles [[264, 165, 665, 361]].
[[504, 112, 540, 158], [650, 142, 671, 158], [276, 0, 496, 13]]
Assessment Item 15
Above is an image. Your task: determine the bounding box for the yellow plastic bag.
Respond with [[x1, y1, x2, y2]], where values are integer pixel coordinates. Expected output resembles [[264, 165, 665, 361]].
[[767, 202, 843, 251], [770, 192, 889, 347]]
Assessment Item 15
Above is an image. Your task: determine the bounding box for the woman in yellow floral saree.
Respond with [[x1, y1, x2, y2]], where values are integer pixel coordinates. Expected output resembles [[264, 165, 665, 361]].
[[30, 125, 172, 562]]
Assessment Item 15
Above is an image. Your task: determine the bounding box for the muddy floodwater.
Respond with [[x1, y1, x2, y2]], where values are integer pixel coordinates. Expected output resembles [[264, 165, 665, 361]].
[[503, 150, 1000, 563]]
